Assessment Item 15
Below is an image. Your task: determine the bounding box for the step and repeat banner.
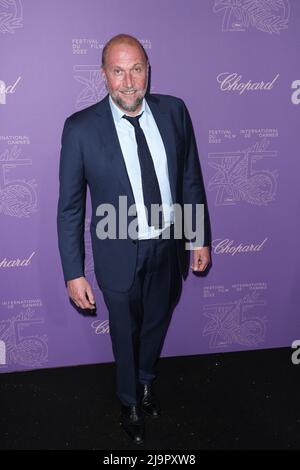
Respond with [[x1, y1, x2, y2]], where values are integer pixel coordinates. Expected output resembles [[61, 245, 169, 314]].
[[1, 0, 299, 372]]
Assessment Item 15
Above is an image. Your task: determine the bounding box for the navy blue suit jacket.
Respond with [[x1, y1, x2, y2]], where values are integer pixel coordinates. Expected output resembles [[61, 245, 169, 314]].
[[57, 93, 210, 292]]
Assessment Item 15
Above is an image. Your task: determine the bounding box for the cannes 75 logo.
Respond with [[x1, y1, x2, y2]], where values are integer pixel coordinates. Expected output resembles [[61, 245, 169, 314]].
[[0, 146, 37, 217], [208, 139, 278, 206], [73, 65, 106, 110], [0, 0, 23, 34], [203, 291, 267, 349], [213, 0, 290, 34], [0, 309, 48, 367]]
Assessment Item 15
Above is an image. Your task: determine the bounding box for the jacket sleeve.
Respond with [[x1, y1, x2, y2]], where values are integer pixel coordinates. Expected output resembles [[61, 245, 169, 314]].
[[181, 100, 211, 249], [57, 117, 87, 284]]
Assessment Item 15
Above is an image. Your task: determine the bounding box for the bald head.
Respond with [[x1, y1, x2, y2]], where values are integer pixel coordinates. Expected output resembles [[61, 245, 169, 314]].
[[102, 34, 148, 67]]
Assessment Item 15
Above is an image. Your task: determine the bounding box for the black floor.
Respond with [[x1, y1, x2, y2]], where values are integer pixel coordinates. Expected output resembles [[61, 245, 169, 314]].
[[0, 347, 299, 450]]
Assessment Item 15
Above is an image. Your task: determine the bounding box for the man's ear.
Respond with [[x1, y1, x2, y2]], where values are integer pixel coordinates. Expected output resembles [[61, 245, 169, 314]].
[[101, 66, 107, 84]]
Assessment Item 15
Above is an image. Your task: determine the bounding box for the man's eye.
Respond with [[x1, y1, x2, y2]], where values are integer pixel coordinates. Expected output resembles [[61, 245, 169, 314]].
[[134, 67, 142, 73], [114, 69, 122, 75]]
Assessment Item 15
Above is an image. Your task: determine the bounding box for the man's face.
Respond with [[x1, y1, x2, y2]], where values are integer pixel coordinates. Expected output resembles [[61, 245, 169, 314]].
[[101, 43, 148, 115]]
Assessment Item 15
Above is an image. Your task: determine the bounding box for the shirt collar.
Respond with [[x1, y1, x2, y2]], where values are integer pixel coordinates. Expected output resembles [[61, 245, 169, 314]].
[[109, 95, 148, 123]]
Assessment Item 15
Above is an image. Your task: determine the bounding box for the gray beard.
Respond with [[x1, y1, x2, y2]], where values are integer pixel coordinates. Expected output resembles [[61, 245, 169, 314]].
[[114, 94, 144, 113]]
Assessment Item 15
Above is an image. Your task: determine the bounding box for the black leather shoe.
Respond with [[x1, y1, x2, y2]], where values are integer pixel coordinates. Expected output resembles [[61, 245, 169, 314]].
[[140, 384, 161, 418], [120, 404, 145, 445]]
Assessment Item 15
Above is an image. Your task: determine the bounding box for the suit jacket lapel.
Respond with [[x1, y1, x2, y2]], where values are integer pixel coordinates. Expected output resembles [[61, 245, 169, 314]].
[[93, 95, 136, 207], [146, 94, 178, 205]]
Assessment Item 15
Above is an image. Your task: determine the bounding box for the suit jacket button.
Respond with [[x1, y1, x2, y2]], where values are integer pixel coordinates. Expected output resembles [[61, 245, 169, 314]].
[[132, 240, 137, 244]]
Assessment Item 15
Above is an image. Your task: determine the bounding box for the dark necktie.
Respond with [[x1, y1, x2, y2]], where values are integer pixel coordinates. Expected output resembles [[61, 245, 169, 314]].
[[122, 112, 164, 229]]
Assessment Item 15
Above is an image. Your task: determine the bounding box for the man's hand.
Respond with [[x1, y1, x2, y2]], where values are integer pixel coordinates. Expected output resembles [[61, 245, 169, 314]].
[[190, 246, 211, 272], [67, 276, 96, 310]]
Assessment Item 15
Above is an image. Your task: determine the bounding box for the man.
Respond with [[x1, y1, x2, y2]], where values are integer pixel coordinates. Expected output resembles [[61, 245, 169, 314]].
[[57, 34, 211, 445]]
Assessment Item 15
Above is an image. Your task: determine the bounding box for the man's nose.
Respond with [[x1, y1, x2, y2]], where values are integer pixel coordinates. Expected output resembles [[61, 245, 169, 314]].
[[123, 71, 134, 88]]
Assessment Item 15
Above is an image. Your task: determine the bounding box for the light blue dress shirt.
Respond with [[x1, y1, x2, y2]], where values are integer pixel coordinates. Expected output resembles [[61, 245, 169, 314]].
[[109, 95, 174, 239]]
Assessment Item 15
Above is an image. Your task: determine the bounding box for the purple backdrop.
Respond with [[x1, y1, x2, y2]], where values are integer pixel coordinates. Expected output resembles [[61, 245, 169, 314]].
[[1, 0, 299, 373]]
